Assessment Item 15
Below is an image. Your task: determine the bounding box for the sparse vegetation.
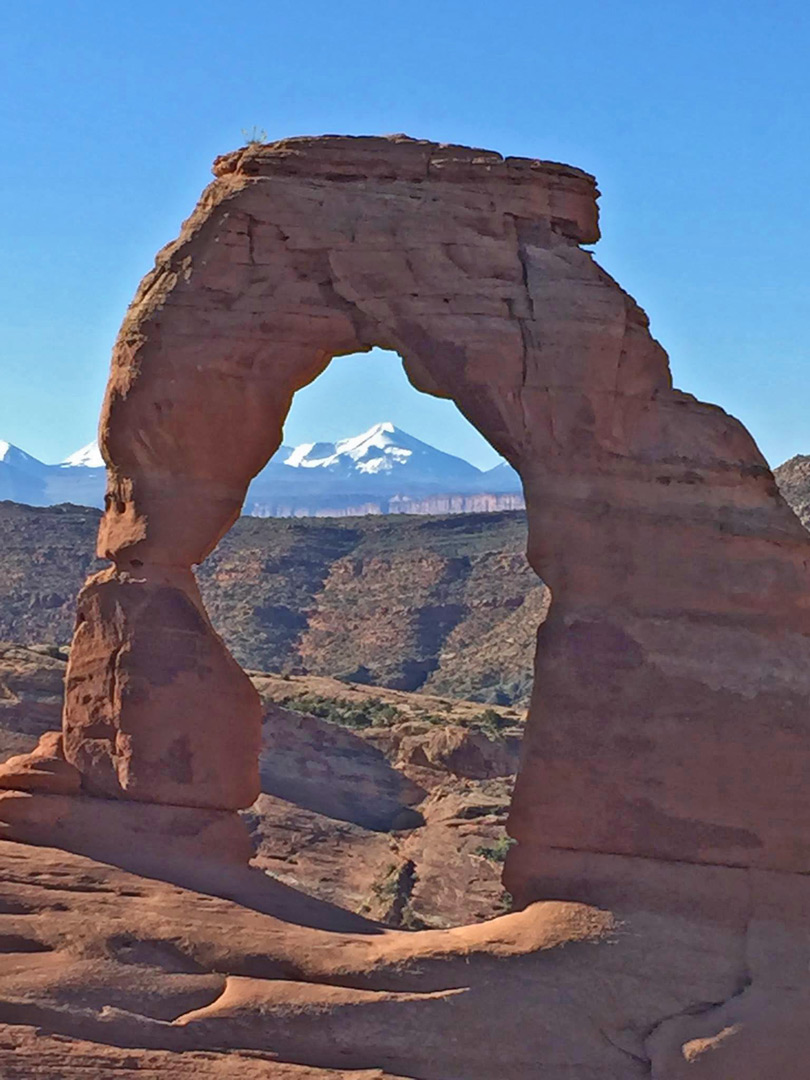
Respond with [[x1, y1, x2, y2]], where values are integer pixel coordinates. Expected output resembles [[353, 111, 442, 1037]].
[[495, 890, 514, 914], [0, 504, 541, 707], [362, 860, 426, 930], [370, 863, 402, 901], [471, 707, 515, 739], [473, 836, 516, 864], [274, 685, 496, 733], [241, 126, 268, 145], [278, 691, 403, 729]]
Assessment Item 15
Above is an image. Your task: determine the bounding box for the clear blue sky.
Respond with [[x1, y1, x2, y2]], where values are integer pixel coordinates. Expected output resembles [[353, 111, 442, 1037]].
[[1, 0, 807, 469]]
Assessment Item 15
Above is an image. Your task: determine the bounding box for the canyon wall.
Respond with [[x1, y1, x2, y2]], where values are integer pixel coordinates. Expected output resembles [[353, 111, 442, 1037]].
[[0, 503, 540, 704]]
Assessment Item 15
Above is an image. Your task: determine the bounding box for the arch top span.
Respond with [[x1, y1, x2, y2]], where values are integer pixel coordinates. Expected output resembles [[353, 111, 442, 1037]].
[[211, 133, 601, 245], [53, 134, 810, 894]]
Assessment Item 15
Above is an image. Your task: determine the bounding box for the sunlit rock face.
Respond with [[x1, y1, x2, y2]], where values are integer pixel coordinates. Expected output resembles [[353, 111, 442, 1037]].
[[2, 135, 810, 1078]]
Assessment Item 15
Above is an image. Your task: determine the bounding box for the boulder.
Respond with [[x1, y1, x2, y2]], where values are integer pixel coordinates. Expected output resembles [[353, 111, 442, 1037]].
[[0, 730, 80, 796]]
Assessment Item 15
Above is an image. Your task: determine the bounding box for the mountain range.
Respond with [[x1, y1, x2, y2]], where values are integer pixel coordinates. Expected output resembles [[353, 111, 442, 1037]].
[[0, 422, 524, 517]]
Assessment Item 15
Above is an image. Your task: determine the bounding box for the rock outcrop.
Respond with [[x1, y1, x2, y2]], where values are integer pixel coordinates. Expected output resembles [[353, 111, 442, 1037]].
[[0, 731, 80, 796], [2, 134, 809, 1076], [65, 133, 810, 875], [773, 453, 810, 528], [63, 566, 262, 809], [0, 643, 71, 758]]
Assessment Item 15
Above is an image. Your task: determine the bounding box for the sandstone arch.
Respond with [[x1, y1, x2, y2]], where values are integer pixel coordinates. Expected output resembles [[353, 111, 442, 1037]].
[[55, 135, 810, 902]]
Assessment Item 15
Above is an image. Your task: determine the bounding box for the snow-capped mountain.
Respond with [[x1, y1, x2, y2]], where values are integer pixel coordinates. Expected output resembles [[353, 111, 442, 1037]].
[[61, 442, 105, 468], [0, 423, 524, 517], [0, 441, 50, 504], [0, 439, 109, 507], [277, 422, 482, 482], [248, 422, 522, 515], [0, 441, 49, 473]]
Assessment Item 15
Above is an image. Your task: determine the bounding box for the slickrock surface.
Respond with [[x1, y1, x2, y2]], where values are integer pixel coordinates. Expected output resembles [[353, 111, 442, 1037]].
[[1, 838, 808, 1078], [0, 1028, 406, 1080]]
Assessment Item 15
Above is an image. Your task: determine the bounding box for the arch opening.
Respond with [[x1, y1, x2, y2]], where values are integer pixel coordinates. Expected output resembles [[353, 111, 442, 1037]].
[[220, 344, 546, 924], [249, 345, 520, 513], [195, 345, 544, 713]]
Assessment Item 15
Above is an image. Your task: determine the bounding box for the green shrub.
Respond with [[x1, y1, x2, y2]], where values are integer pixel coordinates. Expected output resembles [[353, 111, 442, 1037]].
[[495, 890, 514, 914], [241, 126, 268, 145], [471, 707, 513, 739], [279, 691, 404, 729], [473, 836, 516, 864]]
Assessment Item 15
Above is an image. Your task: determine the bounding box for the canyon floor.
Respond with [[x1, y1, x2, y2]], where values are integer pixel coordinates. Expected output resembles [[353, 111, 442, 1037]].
[[0, 643, 523, 930]]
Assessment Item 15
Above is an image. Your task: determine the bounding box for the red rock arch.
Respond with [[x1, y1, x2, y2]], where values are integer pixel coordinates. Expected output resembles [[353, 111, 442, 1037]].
[[61, 136, 810, 901]]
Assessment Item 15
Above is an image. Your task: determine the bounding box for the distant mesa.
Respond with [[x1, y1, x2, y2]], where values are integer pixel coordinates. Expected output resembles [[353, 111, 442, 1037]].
[[0, 421, 525, 517]]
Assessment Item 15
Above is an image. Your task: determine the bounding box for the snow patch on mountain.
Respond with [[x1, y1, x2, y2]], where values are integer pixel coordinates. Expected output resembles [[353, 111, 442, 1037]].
[[61, 442, 105, 469], [284, 442, 317, 467], [282, 422, 419, 474], [277, 422, 482, 485]]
